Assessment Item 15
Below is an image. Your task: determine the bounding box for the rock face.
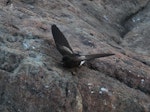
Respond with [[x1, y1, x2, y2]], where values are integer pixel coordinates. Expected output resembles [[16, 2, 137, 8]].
[[0, 0, 150, 112]]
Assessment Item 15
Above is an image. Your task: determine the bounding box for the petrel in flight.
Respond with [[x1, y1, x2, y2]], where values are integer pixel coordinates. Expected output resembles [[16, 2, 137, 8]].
[[51, 24, 114, 68]]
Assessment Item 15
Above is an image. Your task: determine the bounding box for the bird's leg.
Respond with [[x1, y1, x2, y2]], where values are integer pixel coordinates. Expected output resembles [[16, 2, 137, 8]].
[[71, 67, 78, 75]]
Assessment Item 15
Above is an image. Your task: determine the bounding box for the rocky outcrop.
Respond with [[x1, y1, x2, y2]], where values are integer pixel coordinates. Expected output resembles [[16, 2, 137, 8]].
[[0, 0, 150, 112]]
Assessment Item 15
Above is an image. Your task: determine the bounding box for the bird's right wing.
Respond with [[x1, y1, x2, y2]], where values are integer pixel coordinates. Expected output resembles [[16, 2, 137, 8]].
[[78, 53, 115, 61]]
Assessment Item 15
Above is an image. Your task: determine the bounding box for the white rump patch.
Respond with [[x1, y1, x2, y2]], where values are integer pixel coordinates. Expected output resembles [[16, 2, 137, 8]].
[[80, 61, 85, 66]]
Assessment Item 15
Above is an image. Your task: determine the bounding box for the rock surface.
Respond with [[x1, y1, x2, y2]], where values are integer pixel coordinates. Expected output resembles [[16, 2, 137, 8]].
[[0, 0, 150, 112]]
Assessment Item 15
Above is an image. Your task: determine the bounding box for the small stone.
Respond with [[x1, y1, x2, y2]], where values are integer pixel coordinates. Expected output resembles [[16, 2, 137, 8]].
[[99, 87, 109, 94], [29, 52, 36, 58], [45, 85, 49, 88], [7, 36, 17, 42], [141, 79, 145, 84], [91, 90, 94, 94], [88, 83, 92, 86]]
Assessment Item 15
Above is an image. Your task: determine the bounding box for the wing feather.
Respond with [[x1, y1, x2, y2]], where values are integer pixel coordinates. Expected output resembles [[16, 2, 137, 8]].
[[51, 24, 74, 56], [77, 53, 114, 61]]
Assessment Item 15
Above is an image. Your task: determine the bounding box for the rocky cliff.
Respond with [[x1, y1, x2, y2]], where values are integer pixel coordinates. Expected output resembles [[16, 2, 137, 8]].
[[0, 0, 150, 112]]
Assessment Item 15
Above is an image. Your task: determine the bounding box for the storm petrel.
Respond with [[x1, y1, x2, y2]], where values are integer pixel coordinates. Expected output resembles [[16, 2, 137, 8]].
[[51, 24, 114, 68]]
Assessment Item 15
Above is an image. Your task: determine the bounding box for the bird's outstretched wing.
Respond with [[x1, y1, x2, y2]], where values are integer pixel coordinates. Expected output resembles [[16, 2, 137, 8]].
[[51, 24, 74, 56], [77, 53, 114, 61]]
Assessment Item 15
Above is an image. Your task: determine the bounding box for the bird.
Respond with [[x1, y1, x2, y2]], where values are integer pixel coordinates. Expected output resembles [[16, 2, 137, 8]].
[[51, 24, 114, 68]]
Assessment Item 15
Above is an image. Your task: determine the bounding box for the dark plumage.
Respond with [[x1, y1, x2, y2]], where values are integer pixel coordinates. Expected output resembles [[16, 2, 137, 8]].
[[51, 24, 114, 68]]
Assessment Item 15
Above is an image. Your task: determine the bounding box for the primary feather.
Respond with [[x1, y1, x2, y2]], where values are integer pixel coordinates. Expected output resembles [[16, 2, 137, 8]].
[[83, 53, 114, 61]]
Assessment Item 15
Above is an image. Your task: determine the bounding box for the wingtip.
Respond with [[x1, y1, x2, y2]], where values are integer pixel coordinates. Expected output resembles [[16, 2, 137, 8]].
[[51, 24, 60, 35], [107, 53, 115, 56], [51, 24, 57, 29], [102, 53, 115, 57]]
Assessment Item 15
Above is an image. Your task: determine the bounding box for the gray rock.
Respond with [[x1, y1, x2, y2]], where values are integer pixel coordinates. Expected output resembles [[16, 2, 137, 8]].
[[0, 0, 150, 112]]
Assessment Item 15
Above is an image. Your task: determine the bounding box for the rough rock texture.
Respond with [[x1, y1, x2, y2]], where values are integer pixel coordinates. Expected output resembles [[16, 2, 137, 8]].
[[0, 0, 150, 112]]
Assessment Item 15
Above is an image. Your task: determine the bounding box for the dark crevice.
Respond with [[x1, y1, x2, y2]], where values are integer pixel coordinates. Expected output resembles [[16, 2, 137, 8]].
[[131, 57, 150, 67], [87, 63, 149, 95], [107, 42, 150, 67], [0, 91, 5, 105], [140, 61, 150, 67], [5, 0, 12, 5], [120, 1, 149, 37], [65, 82, 69, 97], [120, 51, 150, 67]]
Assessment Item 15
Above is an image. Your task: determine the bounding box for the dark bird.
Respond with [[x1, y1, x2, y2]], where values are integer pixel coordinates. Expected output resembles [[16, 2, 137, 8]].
[[51, 24, 114, 68]]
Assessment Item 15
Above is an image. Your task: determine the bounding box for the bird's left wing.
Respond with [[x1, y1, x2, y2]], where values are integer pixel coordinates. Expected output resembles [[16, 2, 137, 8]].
[[51, 24, 74, 56]]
